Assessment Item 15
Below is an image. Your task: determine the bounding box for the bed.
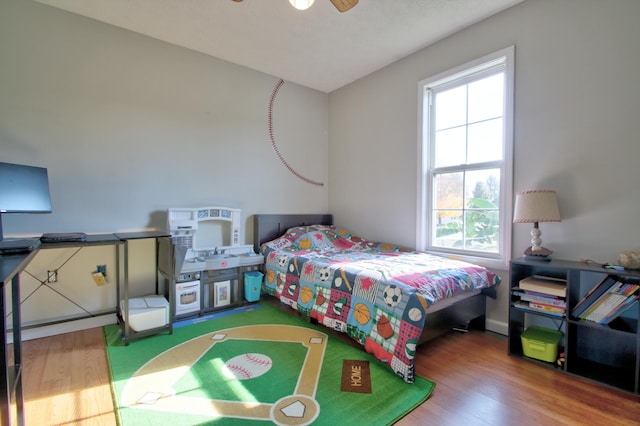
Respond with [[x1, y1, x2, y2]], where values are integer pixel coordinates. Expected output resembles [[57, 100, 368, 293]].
[[253, 214, 501, 383]]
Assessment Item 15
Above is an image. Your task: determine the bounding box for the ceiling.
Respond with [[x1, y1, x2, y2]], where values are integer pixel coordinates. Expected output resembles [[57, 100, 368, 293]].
[[35, 0, 523, 93]]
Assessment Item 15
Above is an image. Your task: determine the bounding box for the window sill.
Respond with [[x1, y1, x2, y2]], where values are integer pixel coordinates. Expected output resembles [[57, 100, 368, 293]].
[[425, 250, 509, 272]]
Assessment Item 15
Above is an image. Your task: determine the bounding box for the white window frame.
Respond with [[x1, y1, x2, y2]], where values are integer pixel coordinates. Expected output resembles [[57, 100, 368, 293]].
[[417, 46, 514, 270]]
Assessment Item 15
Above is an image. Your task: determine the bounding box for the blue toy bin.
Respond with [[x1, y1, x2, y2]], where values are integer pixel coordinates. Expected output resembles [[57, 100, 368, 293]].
[[244, 271, 263, 302]]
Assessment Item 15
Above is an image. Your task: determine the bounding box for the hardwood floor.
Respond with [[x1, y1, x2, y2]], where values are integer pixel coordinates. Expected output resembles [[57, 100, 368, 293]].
[[400, 330, 640, 426], [18, 328, 117, 425], [16, 324, 640, 426]]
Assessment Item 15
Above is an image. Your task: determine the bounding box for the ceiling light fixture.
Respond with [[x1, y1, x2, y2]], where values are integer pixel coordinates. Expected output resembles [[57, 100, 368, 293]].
[[289, 0, 315, 11], [232, 0, 358, 13]]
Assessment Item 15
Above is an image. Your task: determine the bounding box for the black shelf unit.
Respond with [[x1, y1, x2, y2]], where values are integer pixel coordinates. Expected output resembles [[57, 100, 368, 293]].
[[508, 257, 640, 395]]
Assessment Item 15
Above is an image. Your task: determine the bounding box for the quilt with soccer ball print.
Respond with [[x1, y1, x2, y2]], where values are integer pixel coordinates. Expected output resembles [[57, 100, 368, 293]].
[[261, 225, 501, 383]]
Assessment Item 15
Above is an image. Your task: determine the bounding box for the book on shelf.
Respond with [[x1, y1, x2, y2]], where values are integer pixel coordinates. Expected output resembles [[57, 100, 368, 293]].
[[580, 282, 627, 321], [518, 275, 566, 298], [581, 282, 640, 323], [529, 302, 565, 314], [513, 301, 565, 317], [600, 294, 640, 324], [512, 289, 567, 308], [571, 275, 618, 318]]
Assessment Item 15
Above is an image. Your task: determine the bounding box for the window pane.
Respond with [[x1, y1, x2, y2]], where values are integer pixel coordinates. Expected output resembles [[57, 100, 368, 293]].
[[433, 173, 463, 249], [434, 172, 463, 209], [433, 209, 463, 249], [464, 210, 499, 252], [465, 169, 500, 207], [467, 118, 503, 163], [435, 86, 466, 130], [434, 127, 466, 167], [464, 168, 500, 253], [468, 73, 503, 123], [432, 169, 500, 252]]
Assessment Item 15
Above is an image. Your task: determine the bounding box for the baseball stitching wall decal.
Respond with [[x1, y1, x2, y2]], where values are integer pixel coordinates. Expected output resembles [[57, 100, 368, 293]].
[[268, 79, 325, 187]]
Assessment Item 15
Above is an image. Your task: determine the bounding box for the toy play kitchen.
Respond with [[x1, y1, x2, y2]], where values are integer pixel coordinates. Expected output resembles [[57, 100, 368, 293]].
[[160, 206, 263, 319]]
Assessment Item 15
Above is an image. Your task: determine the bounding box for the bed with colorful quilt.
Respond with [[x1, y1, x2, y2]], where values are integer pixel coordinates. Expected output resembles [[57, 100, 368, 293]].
[[253, 214, 501, 383]]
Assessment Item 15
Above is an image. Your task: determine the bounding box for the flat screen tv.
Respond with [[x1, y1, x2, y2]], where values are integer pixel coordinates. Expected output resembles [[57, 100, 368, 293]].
[[0, 161, 52, 242]]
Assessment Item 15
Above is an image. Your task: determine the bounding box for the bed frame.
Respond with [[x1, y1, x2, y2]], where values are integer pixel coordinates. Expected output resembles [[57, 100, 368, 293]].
[[253, 213, 489, 344]]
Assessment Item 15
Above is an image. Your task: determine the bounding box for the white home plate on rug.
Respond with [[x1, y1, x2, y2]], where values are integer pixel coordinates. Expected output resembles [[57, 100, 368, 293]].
[[222, 353, 273, 380]]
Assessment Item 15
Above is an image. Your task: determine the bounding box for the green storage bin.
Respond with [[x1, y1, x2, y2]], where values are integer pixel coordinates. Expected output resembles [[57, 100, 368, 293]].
[[521, 326, 563, 363]]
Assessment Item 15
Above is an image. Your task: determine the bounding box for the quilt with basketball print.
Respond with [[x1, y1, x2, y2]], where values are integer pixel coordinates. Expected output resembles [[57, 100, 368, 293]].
[[261, 225, 501, 383]]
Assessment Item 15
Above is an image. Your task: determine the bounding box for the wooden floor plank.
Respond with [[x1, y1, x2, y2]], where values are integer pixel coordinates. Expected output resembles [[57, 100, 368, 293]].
[[16, 323, 640, 426], [19, 328, 117, 425]]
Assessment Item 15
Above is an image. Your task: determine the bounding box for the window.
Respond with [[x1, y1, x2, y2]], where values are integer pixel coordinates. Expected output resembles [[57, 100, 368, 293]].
[[417, 46, 514, 267]]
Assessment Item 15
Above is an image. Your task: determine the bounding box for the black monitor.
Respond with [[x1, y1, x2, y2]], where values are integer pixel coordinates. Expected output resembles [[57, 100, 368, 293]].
[[0, 161, 52, 242]]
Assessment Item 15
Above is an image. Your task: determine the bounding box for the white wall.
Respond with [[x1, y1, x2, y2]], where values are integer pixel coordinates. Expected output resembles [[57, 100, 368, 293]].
[[1, 0, 329, 240], [0, 0, 329, 333], [328, 0, 640, 332]]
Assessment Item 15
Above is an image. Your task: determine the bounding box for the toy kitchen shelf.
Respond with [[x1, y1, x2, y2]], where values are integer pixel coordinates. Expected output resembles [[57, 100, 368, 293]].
[[114, 231, 173, 345], [508, 257, 640, 395], [161, 206, 265, 321], [158, 238, 264, 321]]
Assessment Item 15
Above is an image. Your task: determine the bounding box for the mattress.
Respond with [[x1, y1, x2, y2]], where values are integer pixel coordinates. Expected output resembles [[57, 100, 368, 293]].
[[261, 225, 500, 382]]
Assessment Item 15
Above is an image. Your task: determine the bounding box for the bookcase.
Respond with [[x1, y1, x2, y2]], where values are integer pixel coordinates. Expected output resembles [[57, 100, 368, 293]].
[[508, 257, 640, 395]]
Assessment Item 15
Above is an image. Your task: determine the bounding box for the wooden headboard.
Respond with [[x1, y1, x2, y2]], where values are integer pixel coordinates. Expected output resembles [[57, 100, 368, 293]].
[[253, 214, 333, 253]]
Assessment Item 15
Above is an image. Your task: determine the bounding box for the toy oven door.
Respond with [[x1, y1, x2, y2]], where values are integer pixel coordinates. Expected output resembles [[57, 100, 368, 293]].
[[175, 280, 201, 316]]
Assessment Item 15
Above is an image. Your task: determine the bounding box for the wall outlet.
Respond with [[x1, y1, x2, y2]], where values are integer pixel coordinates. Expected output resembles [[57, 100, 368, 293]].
[[97, 265, 107, 276], [92, 272, 107, 286]]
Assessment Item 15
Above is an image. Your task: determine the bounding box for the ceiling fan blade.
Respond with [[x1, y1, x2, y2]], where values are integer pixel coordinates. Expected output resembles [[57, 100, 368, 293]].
[[330, 0, 359, 13]]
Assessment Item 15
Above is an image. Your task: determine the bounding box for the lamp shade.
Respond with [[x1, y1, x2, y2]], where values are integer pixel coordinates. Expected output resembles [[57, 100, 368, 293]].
[[513, 190, 561, 223]]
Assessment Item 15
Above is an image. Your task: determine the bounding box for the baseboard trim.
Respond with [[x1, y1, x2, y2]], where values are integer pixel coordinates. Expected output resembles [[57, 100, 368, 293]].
[[486, 318, 508, 336], [8, 313, 118, 343]]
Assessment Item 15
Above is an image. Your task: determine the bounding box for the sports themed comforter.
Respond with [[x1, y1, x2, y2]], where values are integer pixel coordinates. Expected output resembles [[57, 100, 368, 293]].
[[261, 225, 501, 383]]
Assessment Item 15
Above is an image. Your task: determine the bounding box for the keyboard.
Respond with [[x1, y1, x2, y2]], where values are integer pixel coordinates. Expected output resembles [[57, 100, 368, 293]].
[[0, 238, 41, 255], [40, 233, 87, 243]]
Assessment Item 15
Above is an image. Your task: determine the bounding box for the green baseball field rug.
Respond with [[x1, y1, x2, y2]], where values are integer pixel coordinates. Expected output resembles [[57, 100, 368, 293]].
[[104, 302, 435, 425]]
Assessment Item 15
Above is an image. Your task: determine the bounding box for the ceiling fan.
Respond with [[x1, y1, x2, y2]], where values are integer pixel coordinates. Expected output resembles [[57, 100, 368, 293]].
[[231, 0, 359, 13]]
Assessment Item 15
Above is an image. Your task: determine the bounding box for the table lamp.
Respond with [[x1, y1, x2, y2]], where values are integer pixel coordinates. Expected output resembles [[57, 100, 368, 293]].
[[513, 190, 561, 260]]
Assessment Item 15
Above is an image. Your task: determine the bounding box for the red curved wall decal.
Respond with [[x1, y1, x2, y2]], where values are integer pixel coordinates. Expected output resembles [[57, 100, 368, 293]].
[[268, 79, 324, 187]]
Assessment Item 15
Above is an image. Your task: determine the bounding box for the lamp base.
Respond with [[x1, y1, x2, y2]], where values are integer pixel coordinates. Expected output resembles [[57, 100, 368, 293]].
[[523, 254, 552, 262], [523, 246, 553, 261]]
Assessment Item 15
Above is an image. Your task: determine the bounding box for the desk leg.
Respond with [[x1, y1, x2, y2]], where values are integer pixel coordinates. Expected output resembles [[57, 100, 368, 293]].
[[123, 241, 130, 345], [0, 275, 25, 426], [11, 275, 24, 426], [0, 280, 8, 425]]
